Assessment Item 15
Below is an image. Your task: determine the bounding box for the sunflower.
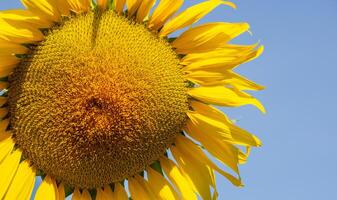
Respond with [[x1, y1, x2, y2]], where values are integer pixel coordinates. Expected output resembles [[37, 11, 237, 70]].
[[0, 0, 264, 199]]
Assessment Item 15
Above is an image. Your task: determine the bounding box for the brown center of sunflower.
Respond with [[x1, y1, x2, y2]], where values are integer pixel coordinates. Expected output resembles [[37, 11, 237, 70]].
[[8, 11, 188, 188]]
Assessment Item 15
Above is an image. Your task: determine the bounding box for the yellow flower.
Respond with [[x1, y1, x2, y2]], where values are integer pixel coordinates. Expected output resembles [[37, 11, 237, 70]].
[[0, 0, 265, 199]]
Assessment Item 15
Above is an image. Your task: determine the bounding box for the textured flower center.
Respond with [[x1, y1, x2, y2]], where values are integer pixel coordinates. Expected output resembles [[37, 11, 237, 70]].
[[8, 11, 188, 188]]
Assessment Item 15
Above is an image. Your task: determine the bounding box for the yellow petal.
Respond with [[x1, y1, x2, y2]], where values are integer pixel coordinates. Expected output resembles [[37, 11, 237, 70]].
[[0, 10, 51, 29], [181, 44, 257, 65], [175, 135, 242, 186], [224, 72, 265, 91], [57, 183, 65, 200], [0, 68, 14, 78], [184, 114, 240, 173], [0, 107, 8, 119], [81, 190, 92, 200], [72, 189, 92, 200], [0, 19, 44, 43], [112, 183, 129, 200], [0, 132, 15, 163], [72, 188, 81, 200], [21, 0, 61, 22], [34, 175, 59, 200], [97, 0, 109, 11], [147, 167, 179, 200], [188, 86, 266, 113], [172, 22, 249, 54], [0, 55, 20, 71], [0, 82, 9, 90], [159, 157, 197, 200], [114, 0, 126, 14], [0, 39, 28, 55], [96, 188, 106, 200], [185, 70, 264, 90], [57, 0, 71, 16], [212, 190, 218, 200], [4, 160, 36, 200], [23, 174, 36, 200], [183, 46, 264, 72], [0, 119, 9, 132], [148, 0, 183, 31], [136, 0, 156, 23], [129, 175, 157, 200], [67, 0, 91, 13], [185, 110, 233, 142], [0, 97, 7, 107], [126, 0, 142, 16], [0, 150, 22, 199], [190, 101, 262, 147], [97, 186, 114, 200], [171, 146, 212, 200], [160, 0, 236, 36]]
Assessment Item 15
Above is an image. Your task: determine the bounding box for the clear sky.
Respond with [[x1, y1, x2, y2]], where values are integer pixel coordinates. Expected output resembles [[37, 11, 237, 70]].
[[1, 0, 336, 200]]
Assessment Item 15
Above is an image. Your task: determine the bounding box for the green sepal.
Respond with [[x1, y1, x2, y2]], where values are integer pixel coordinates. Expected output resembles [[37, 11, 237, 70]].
[[64, 185, 73, 198], [150, 160, 164, 175]]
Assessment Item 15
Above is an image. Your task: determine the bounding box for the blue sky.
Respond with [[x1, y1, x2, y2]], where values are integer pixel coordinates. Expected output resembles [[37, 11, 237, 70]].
[[1, 0, 337, 199]]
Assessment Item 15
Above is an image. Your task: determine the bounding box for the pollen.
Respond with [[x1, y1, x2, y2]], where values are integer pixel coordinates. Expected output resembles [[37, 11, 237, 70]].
[[8, 11, 188, 188]]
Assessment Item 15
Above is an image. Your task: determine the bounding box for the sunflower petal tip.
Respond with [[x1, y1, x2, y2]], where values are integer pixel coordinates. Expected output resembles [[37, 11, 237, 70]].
[[222, 1, 237, 9], [256, 139, 263, 147]]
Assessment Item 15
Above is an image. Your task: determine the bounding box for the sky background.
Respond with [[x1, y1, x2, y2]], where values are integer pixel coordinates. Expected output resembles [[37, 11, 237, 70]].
[[1, 0, 337, 200]]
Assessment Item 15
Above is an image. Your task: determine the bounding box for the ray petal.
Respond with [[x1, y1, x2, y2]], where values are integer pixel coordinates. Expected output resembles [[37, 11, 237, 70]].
[[114, 0, 126, 14], [136, 0, 156, 23], [57, 183, 65, 200], [0, 150, 22, 199], [0, 55, 20, 67], [0, 10, 51, 29], [171, 146, 213, 200], [175, 135, 242, 186], [185, 70, 264, 91], [148, 0, 183, 31], [81, 190, 92, 200], [0, 97, 7, 107], [184, 114, 240, 173], [188, 86, 266, 113], [0, 132, 15, 163], [57, 0, 71, 16], [71, 188, 81, 200], [181, 44, 258, 65], [21, 0, 61, 22], [172, 22, 249, 54], [159, 157, 197, 200], [185, 110, 233, 142], [112, 183, 129, 200], [67, 0, 91, 13], [147, 166, 180, 200], [190, 101, 262, 147], [34, 176, 59, 200], [0, 40, 28, 55], [0, 19, 44, 43], [0, 82, 9, 90], [97, 0, 109, 11], [183, 46, 264, 72], [0, 67, 15, 78], [0, 119, 10, 132], [129, 175, 157, 200], [96, 187, 113, 200], [4, 160, 36, 200], [72, 188, 92, 200], [126, 0, 142, 16], [160, 0, 236, 36]]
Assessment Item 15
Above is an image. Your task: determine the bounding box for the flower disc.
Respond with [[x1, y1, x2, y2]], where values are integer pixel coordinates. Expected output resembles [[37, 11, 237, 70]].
[[8, 11, 188, 188]]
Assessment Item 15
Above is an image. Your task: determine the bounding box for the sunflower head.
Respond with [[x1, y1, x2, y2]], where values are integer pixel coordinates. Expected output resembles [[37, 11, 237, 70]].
[[0, 0, 264, 199]]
